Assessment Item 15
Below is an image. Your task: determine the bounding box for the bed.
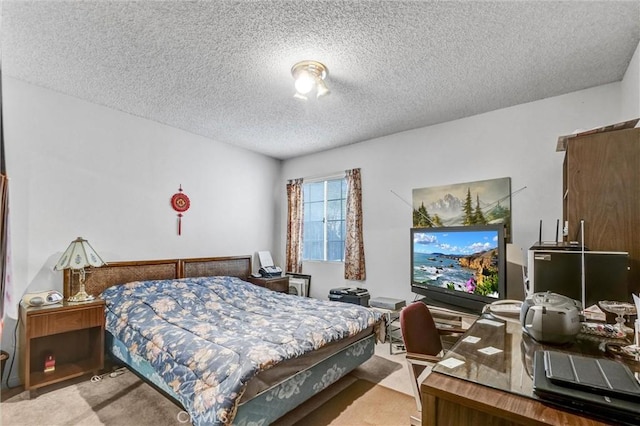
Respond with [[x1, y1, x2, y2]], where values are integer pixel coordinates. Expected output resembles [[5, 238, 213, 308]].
[[63, 255, 383, 425]]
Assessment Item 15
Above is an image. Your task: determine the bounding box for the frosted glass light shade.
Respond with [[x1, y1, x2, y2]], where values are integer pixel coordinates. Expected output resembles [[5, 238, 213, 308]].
[[315, 79, 330, 97], [54, 237, 106, 302], [294, 72, 315, 94], [54, 237, 106, 271], [291, 60, 329, 100]]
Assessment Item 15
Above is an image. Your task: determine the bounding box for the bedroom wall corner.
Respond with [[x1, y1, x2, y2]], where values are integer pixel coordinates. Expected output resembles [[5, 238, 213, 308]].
[[0, 77, 282, 389]]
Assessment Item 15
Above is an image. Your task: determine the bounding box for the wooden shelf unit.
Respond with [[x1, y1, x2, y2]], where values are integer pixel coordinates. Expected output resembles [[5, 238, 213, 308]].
[[562, 127, 640, 296]]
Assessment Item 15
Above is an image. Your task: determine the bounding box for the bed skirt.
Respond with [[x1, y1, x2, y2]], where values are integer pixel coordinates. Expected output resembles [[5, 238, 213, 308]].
[[106, 331, 376, 424]]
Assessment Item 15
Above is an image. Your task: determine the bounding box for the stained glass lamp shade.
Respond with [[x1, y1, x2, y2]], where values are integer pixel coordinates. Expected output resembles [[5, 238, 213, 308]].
[[54, 237, 106, 302]]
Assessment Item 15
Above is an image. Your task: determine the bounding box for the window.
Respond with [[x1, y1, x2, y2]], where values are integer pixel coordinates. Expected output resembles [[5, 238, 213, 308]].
[[303, 177, 347, 261]]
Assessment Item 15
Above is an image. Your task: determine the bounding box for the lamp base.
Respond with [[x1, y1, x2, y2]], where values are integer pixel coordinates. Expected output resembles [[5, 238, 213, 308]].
[[68, 290, 95, 303]]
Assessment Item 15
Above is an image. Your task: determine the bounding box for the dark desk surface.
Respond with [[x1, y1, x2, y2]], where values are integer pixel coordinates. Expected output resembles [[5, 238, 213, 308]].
[[432, 313, 639, 400]]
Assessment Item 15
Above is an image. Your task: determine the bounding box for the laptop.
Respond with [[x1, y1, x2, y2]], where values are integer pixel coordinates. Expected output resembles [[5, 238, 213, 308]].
[[543, 350, 640, 399], [533, 351, 640, 425]]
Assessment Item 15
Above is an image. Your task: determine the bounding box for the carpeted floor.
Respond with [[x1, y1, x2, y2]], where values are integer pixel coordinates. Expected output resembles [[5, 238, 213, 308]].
[[1, 368, 183, 426], [1, 351, 414, 425], [276, 377, 414, 426]]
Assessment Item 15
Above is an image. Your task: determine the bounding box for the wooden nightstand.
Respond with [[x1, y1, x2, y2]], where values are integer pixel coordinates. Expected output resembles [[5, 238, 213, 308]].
[[246, 275, 290, 293], [19, 299, 105, 396]]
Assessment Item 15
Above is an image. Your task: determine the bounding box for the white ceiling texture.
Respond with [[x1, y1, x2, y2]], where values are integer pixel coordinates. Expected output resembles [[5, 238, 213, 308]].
[[2, 1, 639, 159]]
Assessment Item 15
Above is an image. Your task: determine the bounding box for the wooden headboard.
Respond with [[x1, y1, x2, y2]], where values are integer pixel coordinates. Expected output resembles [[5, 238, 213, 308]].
[[63, 255, 252, 298]]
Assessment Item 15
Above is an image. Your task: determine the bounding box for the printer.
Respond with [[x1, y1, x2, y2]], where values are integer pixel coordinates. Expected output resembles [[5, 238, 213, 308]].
[[329, 287, 370, 306]]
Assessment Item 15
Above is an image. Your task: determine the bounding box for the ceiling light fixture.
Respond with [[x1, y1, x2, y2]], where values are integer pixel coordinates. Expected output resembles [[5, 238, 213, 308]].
[[291, 60, 329, 100]]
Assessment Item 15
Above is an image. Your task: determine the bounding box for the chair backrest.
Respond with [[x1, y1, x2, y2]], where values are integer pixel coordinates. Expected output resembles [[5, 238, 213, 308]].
[[400, 301, 443, 356]]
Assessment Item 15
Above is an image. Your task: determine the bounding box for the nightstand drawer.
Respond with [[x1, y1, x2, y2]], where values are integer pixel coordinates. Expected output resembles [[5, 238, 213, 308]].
[[29, 307, 103, 338], [246, 276, 290, 293], [264, 279, 289, 293]]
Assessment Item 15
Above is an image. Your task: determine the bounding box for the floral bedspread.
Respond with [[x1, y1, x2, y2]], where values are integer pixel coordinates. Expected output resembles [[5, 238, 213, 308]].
[[101, 276, 381, 425]]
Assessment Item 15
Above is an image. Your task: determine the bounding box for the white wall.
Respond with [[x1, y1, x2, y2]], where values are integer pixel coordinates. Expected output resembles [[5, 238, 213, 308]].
[[1, 77, 282, 387], [280, 82, 627, 304], [621, 42, 640, 118]]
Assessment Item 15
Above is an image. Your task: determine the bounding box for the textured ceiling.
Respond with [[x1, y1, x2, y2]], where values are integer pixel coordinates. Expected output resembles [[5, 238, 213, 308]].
[[2, 1, 639, 159]]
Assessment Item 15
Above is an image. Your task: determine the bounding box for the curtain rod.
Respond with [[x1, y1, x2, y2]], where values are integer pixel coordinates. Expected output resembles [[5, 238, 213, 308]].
[[291, 170, 347, 183]]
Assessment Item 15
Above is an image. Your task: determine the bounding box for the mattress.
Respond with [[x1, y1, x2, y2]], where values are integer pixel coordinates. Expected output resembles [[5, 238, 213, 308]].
[[240, 326, 373, 402]]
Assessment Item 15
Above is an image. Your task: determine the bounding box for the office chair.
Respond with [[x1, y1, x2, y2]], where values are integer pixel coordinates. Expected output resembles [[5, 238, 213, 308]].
[[400, 301, 466, 414]]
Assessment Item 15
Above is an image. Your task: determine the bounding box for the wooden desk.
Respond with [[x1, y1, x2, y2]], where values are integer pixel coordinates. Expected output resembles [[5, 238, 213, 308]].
[[421, 314, 636, 426], [422, 371, 609, 426]]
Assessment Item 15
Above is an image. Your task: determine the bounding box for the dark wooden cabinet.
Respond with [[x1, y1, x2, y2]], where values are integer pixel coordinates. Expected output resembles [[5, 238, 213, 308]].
[[562, 127, 640, 296], [20, 299, 105, 396], [246, 275, 289, 293]]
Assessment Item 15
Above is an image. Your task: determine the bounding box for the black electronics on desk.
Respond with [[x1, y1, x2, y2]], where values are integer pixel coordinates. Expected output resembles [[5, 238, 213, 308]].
[[329, 287, 370, 306], [533, 351, 640, 425], [527, 249, 629, 307]]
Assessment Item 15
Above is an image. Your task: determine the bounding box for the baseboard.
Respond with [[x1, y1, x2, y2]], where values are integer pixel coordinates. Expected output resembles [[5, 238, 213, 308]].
[[410, 411, 421, 425]]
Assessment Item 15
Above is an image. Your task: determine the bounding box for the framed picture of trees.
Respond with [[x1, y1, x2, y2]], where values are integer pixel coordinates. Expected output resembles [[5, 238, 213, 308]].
[[412, 177, 511, 240]]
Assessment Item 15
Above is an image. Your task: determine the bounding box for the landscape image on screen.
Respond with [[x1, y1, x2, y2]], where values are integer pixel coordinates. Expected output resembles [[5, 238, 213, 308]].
[[413, 229, 500, 298]]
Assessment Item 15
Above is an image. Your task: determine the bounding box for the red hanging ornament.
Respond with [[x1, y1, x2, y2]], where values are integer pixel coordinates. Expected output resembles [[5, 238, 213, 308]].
[[170, 184, 191, 235]]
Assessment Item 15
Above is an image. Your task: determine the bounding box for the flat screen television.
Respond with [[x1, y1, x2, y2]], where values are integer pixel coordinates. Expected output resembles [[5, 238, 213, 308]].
[[411, 224, 506, 314]]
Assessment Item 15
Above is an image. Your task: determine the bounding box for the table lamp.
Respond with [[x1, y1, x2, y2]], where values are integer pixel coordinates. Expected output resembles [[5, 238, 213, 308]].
[[54, 237, 106, 302]]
